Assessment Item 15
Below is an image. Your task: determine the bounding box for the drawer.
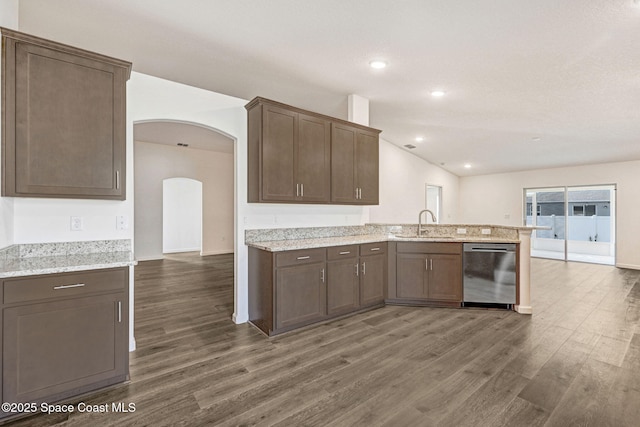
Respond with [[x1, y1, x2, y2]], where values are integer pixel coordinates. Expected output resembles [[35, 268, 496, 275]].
[[327, 245, 358, 260], [360, 242, 387, 256], [3, 268, 128, 305], [276, 248, 326, 268], [397, 242, 461, 254]]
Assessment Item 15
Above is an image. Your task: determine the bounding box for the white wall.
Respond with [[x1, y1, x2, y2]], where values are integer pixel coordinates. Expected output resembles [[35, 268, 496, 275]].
[[458, 160, 640, 270], [369, 140, 459, 224], [163, 178, 202, 254], [134, 140, 233, 260]]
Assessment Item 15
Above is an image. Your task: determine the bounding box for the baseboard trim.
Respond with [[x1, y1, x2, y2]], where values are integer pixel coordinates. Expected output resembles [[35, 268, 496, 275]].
[[163, 247, 200, 254], [515, 305, 533, 315], [135, 255, 164, 261], [232, 313, 248, 324], [616, 263, 640, 271], [201, 249, 234, 256]]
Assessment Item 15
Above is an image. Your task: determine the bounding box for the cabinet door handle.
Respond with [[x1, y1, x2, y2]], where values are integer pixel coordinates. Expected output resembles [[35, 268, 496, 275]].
[[296, 256, 311, 260], [321, 268, 325, 283], [301, 183, 304, 197], [355, 187, 359, 199], [360, 188, 363, 199], [425, 259, 428, 271], [362, 262, 366, 275], [117, 301, 122, 323], [53, 283, 85, 290], [430, 259, 433, 271], [355, 263, 359, 276], [116, 171, 120, 190], [296, 183, 300, 197], [370, 247, 380, 252], [339, 251, 351, 255]]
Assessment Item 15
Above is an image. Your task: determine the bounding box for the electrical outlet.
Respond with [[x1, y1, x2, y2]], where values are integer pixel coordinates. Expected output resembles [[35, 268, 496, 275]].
[[70, 216, 83, 231], [116, 215, 129, 230], [456, 228, 467, 234], [481, 228, 491, 235]]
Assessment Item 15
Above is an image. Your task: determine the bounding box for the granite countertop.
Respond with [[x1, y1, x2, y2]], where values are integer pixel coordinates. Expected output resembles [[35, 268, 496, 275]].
[[247, 234, 520, 252], [0, 240, 137, 278]]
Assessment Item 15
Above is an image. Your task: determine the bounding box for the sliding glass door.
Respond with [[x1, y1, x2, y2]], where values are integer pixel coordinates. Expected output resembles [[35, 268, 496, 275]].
[[524, 185, 615, 265], [525, 187, 566, 260]]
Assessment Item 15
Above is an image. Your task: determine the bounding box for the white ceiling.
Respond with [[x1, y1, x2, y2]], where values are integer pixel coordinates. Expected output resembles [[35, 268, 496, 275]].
[[17, 0, 640, 176]]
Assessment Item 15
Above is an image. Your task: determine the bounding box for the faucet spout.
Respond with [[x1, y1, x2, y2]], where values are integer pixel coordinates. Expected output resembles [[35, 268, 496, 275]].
[[418, 209, 437, 236]]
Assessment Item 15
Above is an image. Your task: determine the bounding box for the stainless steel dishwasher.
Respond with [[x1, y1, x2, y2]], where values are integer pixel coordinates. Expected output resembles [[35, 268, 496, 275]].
[[463, 243, 516, 309]]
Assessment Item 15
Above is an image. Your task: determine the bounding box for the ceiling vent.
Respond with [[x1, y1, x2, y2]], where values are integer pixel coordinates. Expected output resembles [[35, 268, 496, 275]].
[[177, 142, 189, 147], [404, 144, 416, 149]]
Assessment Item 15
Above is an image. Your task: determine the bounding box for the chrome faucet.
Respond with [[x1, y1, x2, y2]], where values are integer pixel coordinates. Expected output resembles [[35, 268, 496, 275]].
[[418, 209, 437, 236]]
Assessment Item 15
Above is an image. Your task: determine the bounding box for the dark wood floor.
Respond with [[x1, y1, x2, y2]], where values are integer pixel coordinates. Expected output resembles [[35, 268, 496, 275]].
[[8, 253, 640, 426]]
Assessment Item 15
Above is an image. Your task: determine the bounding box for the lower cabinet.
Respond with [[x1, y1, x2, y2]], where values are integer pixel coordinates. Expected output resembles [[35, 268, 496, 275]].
[[249, 243, 387, 336], [276, 262, 327, 330], [391, 242, 462, 306], [1, 268, 129, 419]]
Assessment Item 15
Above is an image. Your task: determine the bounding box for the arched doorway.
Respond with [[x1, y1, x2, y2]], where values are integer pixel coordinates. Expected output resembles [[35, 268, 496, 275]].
[[133, 120, 234, 260]]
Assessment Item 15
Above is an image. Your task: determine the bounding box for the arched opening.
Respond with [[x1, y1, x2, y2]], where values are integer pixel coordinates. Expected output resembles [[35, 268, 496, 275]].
[[133, 120, 234, 260], [162, 177, 203, 254]]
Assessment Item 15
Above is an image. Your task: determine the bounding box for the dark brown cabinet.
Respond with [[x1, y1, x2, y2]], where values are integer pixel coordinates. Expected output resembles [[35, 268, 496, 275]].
[[247, 98, 331, 203], [359, 243, 386, 306], [1, 28, 132, 200], [331, 124, 379, 205], [1, 268, 129, 417], [391, 242, 462, 306], [327, 245, 360, 316], [249, 242, 386, 336], [249, 247, 327, 335], [246, 97, 380, 205]]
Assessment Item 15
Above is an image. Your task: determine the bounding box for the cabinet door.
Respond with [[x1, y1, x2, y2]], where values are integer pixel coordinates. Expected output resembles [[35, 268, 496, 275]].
[[327, 259, 359, 316], [396, 254, 427, 299], [3, 35, 128, 200], [330, 123, 357, 203], [356, 130, 379, 205], [360, 253, 386, 306], [262, 105, 297, 201], [296, 114, 330, 202], [428, 254, 463, 302], [3, 293, 127, 403], [275, 263, 326, 330]]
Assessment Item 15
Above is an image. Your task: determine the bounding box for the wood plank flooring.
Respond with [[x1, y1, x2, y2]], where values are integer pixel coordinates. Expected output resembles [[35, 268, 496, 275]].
[[7, 253, 640, 426]]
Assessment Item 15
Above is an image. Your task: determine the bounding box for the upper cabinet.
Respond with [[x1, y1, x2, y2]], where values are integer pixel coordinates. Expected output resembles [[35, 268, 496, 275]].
[[331, 123, 379, 205], [246, 97, 380, 205], [1, 28, 132, 200]]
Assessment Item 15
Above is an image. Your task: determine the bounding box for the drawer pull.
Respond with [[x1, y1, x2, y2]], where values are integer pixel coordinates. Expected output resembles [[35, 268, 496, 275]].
[[370, 247, 381, 251], [118, 301, 122, 323], [362, 262, 366, 275], [53, 283, 86, 290], [296, 256, 311, 260], [339, 251, 351, 255]]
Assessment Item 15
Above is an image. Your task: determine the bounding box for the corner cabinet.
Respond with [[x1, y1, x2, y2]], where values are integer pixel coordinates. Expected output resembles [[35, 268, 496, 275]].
[[388, 242, 463, 307], [1, 268, 129, 420], [1, 28, 132, 200], [246, 97, 380, 205]]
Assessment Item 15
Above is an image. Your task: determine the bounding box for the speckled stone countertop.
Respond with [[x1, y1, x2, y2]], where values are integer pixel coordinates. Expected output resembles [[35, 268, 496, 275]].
[[246, 224, 523, 252], [0, 240, 137, 278]]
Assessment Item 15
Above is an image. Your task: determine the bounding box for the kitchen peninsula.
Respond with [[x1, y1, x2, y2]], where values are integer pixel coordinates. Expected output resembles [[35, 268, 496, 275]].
[[247, 224, 535, 336]]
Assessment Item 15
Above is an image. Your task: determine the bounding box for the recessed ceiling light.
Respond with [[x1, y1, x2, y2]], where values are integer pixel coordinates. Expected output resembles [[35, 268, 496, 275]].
[[415, 136, 424, 142], [464, 163, 472, 169], [431, 90, 446, 97], [369, 60, 387, 69]]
